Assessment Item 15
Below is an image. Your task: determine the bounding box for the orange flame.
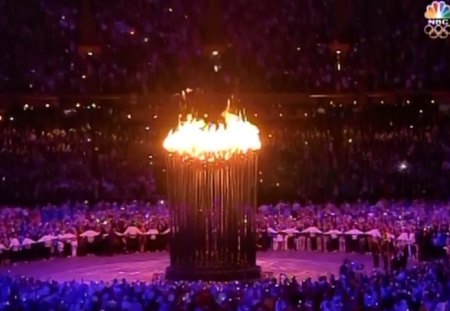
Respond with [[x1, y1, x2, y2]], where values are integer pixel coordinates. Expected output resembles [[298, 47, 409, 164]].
[[163, 108, 261, 161]]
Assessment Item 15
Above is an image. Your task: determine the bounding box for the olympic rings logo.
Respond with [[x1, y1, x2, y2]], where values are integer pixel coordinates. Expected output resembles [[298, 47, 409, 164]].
[[424, 23, 450, 39]]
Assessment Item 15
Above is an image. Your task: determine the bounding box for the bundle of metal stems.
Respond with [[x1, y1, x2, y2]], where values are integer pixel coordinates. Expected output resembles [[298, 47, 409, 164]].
[[166, 152, 258, 271]]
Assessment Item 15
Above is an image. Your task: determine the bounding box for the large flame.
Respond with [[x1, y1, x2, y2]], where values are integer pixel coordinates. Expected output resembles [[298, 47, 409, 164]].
[[163, 109, 261, 160]]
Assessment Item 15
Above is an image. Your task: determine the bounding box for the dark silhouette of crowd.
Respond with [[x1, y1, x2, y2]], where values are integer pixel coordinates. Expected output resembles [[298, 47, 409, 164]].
[[1, 259, 450, 310], [0, 105, 158, 204], [0, 0, 449, 94], [260, 102, 450, 202], [0, 100, 449, 204]]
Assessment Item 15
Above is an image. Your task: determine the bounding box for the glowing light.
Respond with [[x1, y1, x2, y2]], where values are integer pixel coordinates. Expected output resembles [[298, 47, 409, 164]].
[[336, 50, 342, 71], [163, 107, 261, 161], [399, 161, 408, 171]]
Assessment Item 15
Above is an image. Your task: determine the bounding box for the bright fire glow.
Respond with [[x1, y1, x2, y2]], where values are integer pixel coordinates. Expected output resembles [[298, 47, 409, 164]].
[[163, 109, 261, 160]]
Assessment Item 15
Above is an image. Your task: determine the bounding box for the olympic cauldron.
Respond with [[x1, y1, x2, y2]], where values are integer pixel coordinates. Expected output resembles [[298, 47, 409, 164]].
[[163, 108, 261, 281]]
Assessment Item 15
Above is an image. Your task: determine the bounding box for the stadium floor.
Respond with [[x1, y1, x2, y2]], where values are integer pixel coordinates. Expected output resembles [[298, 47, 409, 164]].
[[0, 251, 372, 282]]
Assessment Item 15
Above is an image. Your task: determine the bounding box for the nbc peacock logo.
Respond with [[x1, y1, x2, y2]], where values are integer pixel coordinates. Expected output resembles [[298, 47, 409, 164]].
[[424, 1, 450, 38]]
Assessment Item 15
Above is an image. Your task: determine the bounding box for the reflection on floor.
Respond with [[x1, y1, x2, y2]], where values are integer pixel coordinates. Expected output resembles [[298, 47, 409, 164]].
[[0, 251, 372, 282]]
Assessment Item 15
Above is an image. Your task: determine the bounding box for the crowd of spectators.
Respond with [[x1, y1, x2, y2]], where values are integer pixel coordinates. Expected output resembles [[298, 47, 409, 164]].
[[0, 0, 449, 93], [0, 199, 449, 265], [1, 258, 450, 310], [1, 101, 449, 204], [226, 0, 450, 92], [0, 199, 449, 311], [262, 123, 450, 202], [0, 106, 158, 204], [0, 201, 170, 263], [257, 102, 450, 202]]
